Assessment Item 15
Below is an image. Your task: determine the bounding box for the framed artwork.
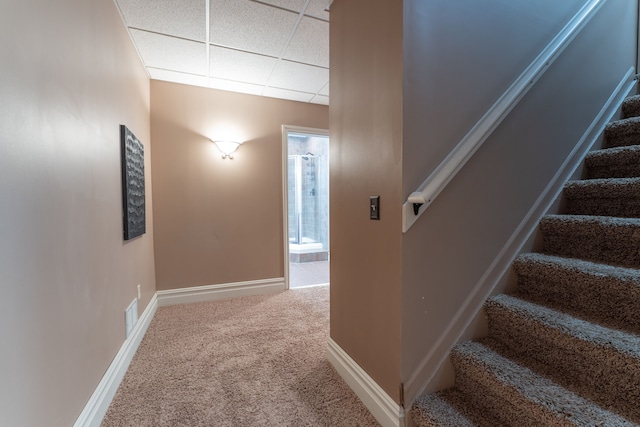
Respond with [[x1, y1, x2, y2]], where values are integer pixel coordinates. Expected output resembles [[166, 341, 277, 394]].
[[120, 125, 146, 240]]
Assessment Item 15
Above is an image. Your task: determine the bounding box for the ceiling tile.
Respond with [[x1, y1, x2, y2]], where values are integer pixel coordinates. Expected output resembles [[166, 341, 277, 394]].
[[319, 82, 329, 96], [268, 60, 328, 93], [148, 68, 210, 87], [115, 0, 206, 41], [304, 0, 330, 20], [263, 87, 314, 103], [310, 94, 329, 105], [253, 0, 306, 13], [209, 46, 277, 85], [210, 0, 298, 57], [130, 29, 207, 75], [208, 78, 264, 96], [283, 16, 328, 68]]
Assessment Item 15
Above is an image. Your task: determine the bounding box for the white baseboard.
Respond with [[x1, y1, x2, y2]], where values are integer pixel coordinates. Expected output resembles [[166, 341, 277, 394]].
[[156, 277, 286, 307], [327, 338, 404, 427], [74, 294, 158, 427], [403, 66, 637, 406]]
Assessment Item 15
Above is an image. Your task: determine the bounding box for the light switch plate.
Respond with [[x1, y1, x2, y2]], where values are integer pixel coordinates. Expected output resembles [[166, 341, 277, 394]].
[[370, 196, 380, 220]]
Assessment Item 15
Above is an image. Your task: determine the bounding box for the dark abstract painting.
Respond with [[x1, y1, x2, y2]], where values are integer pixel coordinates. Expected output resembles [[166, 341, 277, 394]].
[[120, 125, 146, 240]]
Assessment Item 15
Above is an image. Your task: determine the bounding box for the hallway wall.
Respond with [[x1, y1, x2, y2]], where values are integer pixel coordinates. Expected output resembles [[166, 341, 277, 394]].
[[150, 81, 328, 291], [0, 0, 155, 425]]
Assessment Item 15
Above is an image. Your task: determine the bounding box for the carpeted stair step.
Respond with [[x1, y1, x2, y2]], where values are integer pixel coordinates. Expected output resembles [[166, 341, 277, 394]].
[[585, 145, 640, 178], [540, 214, 640, 268], [604, 116, 640, 148], [412, 389, 505, 427], [513, 253, 640, 334], [563, 177, 640, 218], [485, 294, 640, 422], [622, 94, 640, 118], [450, 341, 635, 426]]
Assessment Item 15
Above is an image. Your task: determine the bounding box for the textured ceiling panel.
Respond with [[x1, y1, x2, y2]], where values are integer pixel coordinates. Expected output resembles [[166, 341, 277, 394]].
[[209, 46, 277, 85], [149, 68, 210, 88], [208, 77, 264, 96], [319, 82, 329, 96], [263, 87, 314, 103], [117, 0, 331, 104], [116, 0, 206, 41], [210, 0, 298, 57], [268, 60, 329, 93], [310, 94, 329, 105], [283, 16, 329, 68], [130, 30, 207, 75], [304, 0, 330, 20], [254, 0, 307, 13]]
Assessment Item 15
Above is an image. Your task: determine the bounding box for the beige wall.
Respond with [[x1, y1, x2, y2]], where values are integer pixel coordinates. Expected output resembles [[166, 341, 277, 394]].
[[401, 0, 588, 194], [150, 81, 328, 291], [329, 0, 404, 402], [0, 0, 155, 425]]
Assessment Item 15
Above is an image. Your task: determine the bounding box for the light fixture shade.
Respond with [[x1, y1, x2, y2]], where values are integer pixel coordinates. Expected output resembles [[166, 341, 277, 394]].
[[212, 140, 242, 159]]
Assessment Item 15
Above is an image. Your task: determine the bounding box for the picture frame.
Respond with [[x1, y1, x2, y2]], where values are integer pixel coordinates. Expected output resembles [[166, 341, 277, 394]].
[[120, 125, 146, 240]]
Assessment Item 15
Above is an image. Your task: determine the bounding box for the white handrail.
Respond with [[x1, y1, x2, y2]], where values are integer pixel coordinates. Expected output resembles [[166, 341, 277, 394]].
[[402, 0, 607, 233]]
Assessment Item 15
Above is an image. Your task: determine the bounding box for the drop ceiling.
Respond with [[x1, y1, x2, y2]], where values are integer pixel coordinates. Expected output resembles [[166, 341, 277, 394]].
[[114, 0, 330, 105]]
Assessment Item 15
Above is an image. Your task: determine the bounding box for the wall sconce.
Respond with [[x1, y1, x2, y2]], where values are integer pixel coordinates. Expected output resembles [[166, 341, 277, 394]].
[[212, 140, 242, 159]]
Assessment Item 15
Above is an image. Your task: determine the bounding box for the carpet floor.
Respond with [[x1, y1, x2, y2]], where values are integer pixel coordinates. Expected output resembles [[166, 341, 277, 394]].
[[101, 286, 379, 427]]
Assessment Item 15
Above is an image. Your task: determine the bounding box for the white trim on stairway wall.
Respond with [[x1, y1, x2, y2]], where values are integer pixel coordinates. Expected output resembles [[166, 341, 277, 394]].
[[327, 338, 405, 427], [403, 66, 638, 408], [156, 277, 286, 307], [74, 294, 158, 427]]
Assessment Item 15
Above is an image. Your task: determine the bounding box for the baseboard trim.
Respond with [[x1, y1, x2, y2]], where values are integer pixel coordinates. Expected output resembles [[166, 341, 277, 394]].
[[403, 66, 637, 406], [156, 277, 286, 307], [327, 338, 404, 427], [74, 294, 158, 427]]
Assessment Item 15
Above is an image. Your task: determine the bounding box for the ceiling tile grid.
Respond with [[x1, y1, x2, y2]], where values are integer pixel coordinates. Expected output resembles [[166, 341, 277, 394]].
[[116, 0, 206, 41], [209, 46, 277, 86], [130, 29, 208, 76], [114, 0, 330, 105], [283, 16, 329, 68]]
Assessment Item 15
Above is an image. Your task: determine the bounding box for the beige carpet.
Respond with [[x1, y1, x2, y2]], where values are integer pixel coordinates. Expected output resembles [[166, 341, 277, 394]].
[[102, 286, 379, 426]]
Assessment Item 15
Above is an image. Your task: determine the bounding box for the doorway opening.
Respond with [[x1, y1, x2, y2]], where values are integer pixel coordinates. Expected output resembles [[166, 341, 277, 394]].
[[282, 126, 330, 289]]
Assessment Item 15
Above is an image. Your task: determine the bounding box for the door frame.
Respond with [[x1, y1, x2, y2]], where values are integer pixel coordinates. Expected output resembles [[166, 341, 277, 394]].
[[281, 125, 330, 290]]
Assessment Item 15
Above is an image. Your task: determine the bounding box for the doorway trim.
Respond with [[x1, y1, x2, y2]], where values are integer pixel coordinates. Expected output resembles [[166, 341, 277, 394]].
[[281, 125, 330, 290]]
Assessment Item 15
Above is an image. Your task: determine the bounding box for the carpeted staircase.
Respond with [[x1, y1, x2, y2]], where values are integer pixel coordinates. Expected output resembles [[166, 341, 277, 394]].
[[411, 93, 640, 426]]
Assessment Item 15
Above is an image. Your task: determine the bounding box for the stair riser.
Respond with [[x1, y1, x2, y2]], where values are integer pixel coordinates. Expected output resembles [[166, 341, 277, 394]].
[[584, 145, 640, 179], [452, 354, 573, 427], [605, 119, 640, 148], [515, 274, 640, 334], [411, 394, 479, 427], [486, 305, 640, 422], [540, 220, 640, 268], [564, 197, 640, 218], [586, 163, 640, 179], [622, 96, 640, 118]]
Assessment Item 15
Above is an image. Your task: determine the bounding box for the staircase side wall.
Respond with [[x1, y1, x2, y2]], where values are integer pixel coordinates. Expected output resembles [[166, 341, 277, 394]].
[[401, 0, 638, 405]]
